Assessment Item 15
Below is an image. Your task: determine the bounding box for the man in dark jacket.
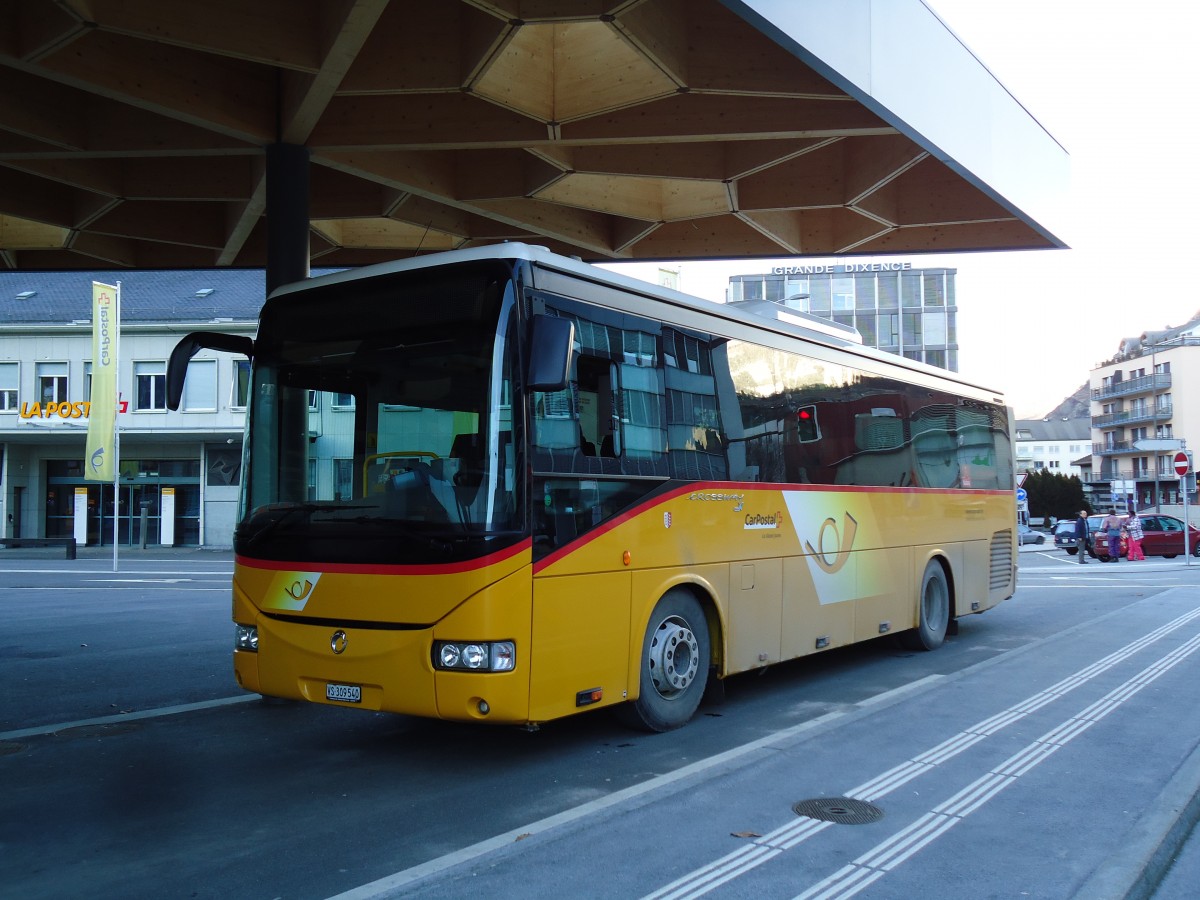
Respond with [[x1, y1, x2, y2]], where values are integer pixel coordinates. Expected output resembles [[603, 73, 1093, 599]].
[[1074, 509, 1090, 564]]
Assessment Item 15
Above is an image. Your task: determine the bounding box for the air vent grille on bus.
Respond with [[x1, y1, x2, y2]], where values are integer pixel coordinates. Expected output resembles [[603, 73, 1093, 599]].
[[989, 530, 1014, 589]]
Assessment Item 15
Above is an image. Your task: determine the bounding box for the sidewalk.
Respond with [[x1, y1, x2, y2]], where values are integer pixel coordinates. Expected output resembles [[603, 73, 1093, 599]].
[[0, 543, 233, 562]]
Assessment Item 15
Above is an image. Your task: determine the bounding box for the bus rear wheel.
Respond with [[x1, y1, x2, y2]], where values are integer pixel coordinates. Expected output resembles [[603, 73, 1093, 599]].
[[900, 560, 950, 651], [623, 590, 710, 732]]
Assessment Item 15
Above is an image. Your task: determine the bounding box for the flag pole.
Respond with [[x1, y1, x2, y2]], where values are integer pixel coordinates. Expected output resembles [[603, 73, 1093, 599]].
[[112, 282, 121, 574]]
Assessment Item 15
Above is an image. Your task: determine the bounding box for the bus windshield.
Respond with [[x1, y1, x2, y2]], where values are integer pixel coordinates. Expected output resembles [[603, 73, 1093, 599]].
[[238, 262, 521, 565]]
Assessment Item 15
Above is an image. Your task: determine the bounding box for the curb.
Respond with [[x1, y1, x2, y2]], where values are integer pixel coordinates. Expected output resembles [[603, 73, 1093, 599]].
[[1074, 737, 1200, 899]]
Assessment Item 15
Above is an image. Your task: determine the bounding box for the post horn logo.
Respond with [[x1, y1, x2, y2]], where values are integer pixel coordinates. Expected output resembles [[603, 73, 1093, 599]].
[[330, 630, 348, 654], [805, 513, 859, 574]]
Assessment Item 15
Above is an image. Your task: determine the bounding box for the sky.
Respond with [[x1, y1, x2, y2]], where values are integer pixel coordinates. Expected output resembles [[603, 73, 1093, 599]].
[[602, 1, 1200, 419]]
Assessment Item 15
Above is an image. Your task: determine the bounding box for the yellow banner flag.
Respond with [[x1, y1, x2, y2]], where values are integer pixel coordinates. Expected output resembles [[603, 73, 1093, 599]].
[[85, 282, 119, 481]]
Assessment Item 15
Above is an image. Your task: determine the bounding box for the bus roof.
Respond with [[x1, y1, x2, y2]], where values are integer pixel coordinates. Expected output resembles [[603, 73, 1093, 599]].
[[267, 243, 1007, 406]]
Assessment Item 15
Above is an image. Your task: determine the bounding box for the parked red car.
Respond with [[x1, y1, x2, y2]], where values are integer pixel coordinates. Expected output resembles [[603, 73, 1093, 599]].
[[1091, 514, 1200, 561]]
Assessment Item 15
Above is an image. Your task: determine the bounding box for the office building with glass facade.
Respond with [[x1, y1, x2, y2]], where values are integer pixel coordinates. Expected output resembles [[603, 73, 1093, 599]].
[[727, 262, 958, 371]]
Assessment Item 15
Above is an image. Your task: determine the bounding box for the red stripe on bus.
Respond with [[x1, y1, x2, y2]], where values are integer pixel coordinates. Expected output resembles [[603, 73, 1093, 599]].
[[532, 481, 1012, 572], [236, 538, 532, 576]]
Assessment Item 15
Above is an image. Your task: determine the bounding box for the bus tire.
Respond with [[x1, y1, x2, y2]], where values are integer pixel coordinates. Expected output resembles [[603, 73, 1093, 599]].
[[900, 560, 950, 651], [623, 590, 710, 732]]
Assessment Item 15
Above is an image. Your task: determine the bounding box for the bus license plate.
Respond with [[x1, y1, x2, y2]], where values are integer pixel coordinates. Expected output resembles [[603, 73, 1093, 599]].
[[326, 683, 361, 703]]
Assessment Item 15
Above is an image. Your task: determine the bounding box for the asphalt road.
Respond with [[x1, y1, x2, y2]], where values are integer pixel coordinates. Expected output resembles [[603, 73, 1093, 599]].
[[2, 545, 1198, 899]]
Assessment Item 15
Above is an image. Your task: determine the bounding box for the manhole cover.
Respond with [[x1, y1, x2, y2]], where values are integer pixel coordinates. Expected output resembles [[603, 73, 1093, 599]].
[[792, 797, 883, 825]]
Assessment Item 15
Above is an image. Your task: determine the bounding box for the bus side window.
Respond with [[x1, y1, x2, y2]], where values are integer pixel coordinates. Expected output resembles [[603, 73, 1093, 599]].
[[577, 355, 618, 456]]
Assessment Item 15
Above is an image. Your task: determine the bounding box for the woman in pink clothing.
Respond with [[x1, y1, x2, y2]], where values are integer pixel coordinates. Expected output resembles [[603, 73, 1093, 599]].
[[1125, 509, 1145, 560]]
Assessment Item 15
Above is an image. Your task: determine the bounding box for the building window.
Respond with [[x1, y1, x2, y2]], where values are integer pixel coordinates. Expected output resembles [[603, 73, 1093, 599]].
[[135, 361, 167, 410], [334, 458, 353, 501], [333, 392, 355, 409], [182, 359, 217, 411], [0, 361, 17, 411], [832, 276, 854, 311], [232, 359, 251, 409], [923, 273, 945, 306], [37, 362, 68, 404]]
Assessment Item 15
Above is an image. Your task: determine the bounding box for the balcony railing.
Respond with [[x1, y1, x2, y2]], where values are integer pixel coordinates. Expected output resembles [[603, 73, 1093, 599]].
[[1092, 371, 1171, 401], [1092, 404, 1172, 428], [1082, 466, 1184, 483]]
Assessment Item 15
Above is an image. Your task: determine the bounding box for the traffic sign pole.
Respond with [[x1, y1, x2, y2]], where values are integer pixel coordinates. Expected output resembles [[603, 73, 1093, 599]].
[[1174, 451, 1192, 567]]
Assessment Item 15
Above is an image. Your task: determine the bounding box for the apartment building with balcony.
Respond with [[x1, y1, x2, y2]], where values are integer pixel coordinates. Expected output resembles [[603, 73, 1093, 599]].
[[1087, 313, 1200, 510], [1014, 417, 1090, 477]]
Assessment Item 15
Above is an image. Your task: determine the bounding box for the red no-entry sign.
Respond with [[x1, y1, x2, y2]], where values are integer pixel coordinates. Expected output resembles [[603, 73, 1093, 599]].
[[1174, 451, 1191, 477]]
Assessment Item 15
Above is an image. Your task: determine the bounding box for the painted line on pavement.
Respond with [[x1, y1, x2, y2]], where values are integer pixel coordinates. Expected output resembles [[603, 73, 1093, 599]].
[[644, 604, 1200, 900], [323, 675, 945, 900], [795, 629, 1200, 900], [0, 694, 258, 742]]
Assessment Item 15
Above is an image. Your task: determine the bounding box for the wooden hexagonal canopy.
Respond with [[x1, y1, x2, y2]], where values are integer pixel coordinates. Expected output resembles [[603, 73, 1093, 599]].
[[0, 0, 1067, 271]]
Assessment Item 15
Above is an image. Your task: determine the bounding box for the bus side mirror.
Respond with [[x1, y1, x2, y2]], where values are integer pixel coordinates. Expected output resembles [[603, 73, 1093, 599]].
[[167, 331, 255, 410], [527, 315, 574, 392]]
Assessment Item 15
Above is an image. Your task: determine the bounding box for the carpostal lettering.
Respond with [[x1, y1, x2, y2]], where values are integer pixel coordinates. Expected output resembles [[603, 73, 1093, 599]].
[[744, 512, 783, 530], [20, 401, 91, 419]]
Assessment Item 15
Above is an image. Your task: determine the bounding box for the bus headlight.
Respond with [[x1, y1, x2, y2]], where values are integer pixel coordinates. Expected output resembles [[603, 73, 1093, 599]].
[[433, 640, 515, 672], [235, 624, 258, 652]]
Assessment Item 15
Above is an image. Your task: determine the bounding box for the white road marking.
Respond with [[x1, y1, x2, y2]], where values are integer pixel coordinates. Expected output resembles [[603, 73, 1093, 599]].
[[796, 629, 1200, 899], [0, 694, 257, 742], [643, 605, 1200, 900]]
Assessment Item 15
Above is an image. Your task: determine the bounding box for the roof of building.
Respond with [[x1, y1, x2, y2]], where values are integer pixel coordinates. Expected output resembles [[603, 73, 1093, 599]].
[[0, 269, 335, 325], [0, 1, 1068, 270], [1117, 310, 1200, 357], [1014, 417, 1092, 442]]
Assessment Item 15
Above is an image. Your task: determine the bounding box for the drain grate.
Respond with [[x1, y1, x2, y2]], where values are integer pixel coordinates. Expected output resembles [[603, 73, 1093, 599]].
[[792, 797, 883, 825]]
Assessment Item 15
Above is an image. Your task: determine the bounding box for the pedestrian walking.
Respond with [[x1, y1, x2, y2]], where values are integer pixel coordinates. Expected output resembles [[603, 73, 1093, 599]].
[[1100, 507, 1124, 562], [1125, 508, 1145, 560], [1074, 509, 1090, 564]]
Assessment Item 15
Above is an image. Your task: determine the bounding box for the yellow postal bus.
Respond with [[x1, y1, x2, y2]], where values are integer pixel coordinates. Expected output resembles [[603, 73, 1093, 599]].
[[168, 244, 1016, 731]]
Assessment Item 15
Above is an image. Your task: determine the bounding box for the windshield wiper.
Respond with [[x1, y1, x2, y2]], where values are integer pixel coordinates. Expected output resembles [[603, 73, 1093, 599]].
[[243, 502, 371, 543]]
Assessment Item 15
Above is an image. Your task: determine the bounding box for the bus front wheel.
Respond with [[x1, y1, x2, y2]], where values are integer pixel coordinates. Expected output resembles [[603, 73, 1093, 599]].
[[623, 590, 710, 732], [900, 560, 950, 651]]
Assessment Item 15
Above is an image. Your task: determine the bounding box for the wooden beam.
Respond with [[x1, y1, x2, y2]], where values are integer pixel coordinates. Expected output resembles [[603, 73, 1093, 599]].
[[857, 220, 1050, 254], [0, 166, 76, 226], [453, 149, 564, 200], [858, 157, 1012, 227], [37, 30, 277, 143], [736, 142, 849, 211], [1, 157, 123, 197], [312, 93, 547, 150], [841, 134, 929, 205], [319, 149, 457, 198], [0, 213, 68, 248], [4, 1, 88, 62], [0, 68, 90, 149], [611, 0, 688, 87], [88, 199, 234, 249], [78, 0, 326, 71], [470, 196, 616, 252], [280, 0, 389, 144], [338, 2, 506, 94], [563, 94, 891, 143], [311, 217, 460, 251], [626, 214, 787, 258], [685, 3, 845, 97], [67, 229, 138, 266]]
